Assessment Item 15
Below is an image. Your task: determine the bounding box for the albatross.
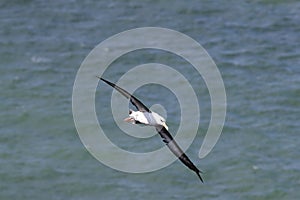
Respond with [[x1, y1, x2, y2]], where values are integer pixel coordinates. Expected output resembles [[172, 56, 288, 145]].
[[97, 77, 204, 183]]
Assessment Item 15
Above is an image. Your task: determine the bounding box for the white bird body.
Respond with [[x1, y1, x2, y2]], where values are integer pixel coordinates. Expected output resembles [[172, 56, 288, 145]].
[[125, 110, 168, 130]]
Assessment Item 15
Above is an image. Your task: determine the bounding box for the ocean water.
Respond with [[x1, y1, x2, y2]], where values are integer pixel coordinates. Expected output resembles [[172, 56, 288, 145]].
[[1, 0, 300, 199]]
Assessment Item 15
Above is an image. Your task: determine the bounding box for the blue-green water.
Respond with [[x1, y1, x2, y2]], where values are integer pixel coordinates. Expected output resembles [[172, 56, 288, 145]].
[[1, 0, 300, 199]]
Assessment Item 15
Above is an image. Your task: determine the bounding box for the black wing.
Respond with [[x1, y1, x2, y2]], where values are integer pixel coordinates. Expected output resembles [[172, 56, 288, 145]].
[[156, 126, 204, 183], [97, 77, 151, 113]]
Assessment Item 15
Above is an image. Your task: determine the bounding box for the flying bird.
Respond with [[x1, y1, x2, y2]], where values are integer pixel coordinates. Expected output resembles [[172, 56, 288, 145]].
[[97, 77, 204, 183]]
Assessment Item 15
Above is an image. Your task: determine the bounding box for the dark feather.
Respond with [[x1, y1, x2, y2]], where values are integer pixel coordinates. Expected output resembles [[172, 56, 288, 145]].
[[97, 77, 150, 113], [156, 126, 204, 183]]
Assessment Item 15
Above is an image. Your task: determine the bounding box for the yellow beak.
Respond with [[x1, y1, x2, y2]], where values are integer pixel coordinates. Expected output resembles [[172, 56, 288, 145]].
[[124, 117, 134, 123]]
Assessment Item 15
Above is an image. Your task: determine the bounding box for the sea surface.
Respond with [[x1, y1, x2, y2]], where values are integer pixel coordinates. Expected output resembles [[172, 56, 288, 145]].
[[1, 0, 300, 199]]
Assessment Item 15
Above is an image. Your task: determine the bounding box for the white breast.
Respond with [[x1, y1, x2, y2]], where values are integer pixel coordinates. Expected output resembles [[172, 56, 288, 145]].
[[130, 111, 165, 126]]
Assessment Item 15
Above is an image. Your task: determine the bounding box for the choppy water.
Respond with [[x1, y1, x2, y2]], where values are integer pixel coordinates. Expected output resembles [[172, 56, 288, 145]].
[[1, 0, 300, 199]]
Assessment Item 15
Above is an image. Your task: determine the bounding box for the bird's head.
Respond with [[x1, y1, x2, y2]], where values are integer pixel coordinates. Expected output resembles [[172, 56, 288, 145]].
[[123, 109, 137, 124]]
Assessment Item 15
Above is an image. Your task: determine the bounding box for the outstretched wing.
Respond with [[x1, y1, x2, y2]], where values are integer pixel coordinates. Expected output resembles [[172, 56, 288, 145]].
[[98, 77, 151, 113], [155, 126, 204, 183]]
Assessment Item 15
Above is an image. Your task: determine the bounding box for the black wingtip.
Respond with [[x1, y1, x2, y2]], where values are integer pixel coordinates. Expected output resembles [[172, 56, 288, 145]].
[[97, 76, 117, 89], [196, 171, 204, 183], [96, 76, 106, 82]]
